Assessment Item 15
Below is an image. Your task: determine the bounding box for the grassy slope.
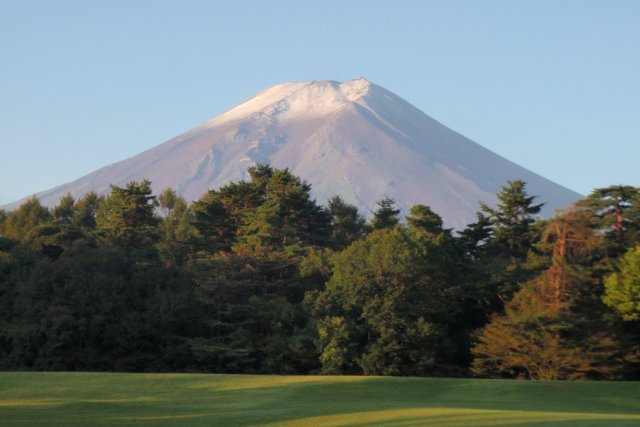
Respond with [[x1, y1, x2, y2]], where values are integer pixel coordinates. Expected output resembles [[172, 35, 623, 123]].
[[1, 372, 639, 426]]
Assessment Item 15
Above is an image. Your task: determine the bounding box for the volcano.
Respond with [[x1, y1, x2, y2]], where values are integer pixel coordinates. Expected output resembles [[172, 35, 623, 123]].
[[6, 78, 581, 229]]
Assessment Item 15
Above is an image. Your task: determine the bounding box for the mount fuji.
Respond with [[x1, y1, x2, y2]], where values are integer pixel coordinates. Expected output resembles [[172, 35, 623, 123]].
[[5, 78, 581, 229]]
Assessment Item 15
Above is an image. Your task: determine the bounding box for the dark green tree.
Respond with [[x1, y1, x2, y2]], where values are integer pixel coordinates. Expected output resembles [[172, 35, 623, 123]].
[[72, 191, 101, 230], [482, 180, 543, 255], [157, 189, 197, 267], [312, 224, 469, 376], [478, 180, 546, 304], [192, 190, 237, 253], [238, 166, 331, 251], [4, 237, 200, 372], [370, 196, 400, 230], [96, 180, 159, 250], [457, 211, 492, 260], [406, 204, 449, 235], [52, 194, 75, 224], [191, 247, 318, 373], [583, 185, 640, 258], [0, 236, 34, 367], [327, 195, 367, 250]]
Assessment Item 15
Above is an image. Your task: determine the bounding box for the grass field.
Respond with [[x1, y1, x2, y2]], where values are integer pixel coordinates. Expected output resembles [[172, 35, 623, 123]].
[[1, 372, 639, 426]]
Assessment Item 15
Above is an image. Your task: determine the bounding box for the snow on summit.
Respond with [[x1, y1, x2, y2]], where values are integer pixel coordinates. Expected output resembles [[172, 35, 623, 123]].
[[3, 78, 582, 229], [209, 78, 375, 126]]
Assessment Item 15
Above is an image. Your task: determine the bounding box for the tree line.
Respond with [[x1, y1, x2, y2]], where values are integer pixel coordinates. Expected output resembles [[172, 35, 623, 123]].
[[0, 164, 638, 379]]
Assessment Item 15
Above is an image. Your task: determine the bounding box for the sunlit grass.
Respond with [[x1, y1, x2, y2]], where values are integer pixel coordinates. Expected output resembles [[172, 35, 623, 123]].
[[266, 408, 640, 427], [194, 374, 373, 391], [1, 372, 639, 426]]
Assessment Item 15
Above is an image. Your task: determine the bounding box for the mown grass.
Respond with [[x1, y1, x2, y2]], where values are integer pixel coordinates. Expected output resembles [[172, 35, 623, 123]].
[[1, 372, 639, 426]]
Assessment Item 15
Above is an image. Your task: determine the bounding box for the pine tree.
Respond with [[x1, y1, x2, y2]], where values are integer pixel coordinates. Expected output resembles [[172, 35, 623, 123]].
[[406, 204, 448, 235], [327, 195, 367, 250], [191, 248, 317, 373], [72, 191, 101, 230], [96, 180, 159, 251], [238, 167, 331, 251], [157, 189, 197, 267], [370, 196, 400, 230], [478, 180, 545, 304], [52, 194, 75, 224], [583, 185, 640, 258]]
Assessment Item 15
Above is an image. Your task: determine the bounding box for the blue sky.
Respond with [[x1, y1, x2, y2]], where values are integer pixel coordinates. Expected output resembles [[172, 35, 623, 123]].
[[1, 0, 639, 206]]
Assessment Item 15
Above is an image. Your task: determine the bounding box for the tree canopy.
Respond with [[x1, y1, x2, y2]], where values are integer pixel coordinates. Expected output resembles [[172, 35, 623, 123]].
[[0, 166, 638, 380]]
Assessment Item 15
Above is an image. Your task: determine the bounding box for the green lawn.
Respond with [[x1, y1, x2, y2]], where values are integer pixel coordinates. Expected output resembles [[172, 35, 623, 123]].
[[1, 372, 639, 426]]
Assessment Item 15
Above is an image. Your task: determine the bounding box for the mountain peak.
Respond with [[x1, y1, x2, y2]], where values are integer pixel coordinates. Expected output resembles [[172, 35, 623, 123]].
[[208, 78, 375, 127], [3, 78, 582, 229], [340, 77, 373, 101]]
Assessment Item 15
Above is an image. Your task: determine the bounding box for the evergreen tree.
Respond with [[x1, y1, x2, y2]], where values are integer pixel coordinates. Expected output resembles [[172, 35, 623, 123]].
[[0, 236, 33, 367], [327, 195, 367, 250], [478, 180, 545, 304], [157, 189, 197, 267], [25, 223, 86, 260], [5, 241, 199, 371], [457, 211, 492, 260], [238, 166, 331, 251], [191, 248, 318, 373], [192, 190, 237, 253], [52, 194, 75, 224], [370, 196, 400, 230], [157, 188, 179, 216], [406, 204, 448, 235], [96, 180, 159, 250], [583, 185, 640, 258], [72, 191, 101, 230]]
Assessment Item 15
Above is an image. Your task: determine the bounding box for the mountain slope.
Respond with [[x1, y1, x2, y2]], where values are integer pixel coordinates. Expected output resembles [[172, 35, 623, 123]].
[[4, 78, 581, 229]]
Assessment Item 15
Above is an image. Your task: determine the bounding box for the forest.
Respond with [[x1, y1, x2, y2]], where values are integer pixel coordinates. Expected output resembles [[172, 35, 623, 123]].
[[0, 164, 638, 380]]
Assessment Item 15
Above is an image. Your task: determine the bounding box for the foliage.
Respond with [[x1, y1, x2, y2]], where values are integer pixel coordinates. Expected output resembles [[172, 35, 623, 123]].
[[473, 208, 622, 380], [370, 196, 400, 230], [191, 248, 317, 374], [312, 220, 470, 376], [237, 165, 331, 251], [3, 240, 199, 371], [327, 196, 367, 250], [0, 197, 51, 239], [1, 168, 639, 380], [96, 180, 159, 249], [461, 180, 546, 316], [472, 278, 620, 380], [604, 245, 640, 321], [157, 189, 197, 267]]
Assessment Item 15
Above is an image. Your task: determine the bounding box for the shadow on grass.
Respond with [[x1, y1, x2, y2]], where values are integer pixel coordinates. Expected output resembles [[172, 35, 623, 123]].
[[1, 373, 640, 426]]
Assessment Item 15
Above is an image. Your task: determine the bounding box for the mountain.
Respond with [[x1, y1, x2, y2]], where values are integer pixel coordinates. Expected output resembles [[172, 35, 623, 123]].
[[4, 78, 581, 229]]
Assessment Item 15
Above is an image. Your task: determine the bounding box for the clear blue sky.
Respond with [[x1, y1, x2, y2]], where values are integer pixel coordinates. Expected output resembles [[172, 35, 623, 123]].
[[1, 0, 639, 206]]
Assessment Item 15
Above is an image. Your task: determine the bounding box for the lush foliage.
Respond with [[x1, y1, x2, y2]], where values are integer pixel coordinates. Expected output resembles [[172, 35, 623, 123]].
[[1, 166, 638, 379], [604, 244, 640, 321]]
